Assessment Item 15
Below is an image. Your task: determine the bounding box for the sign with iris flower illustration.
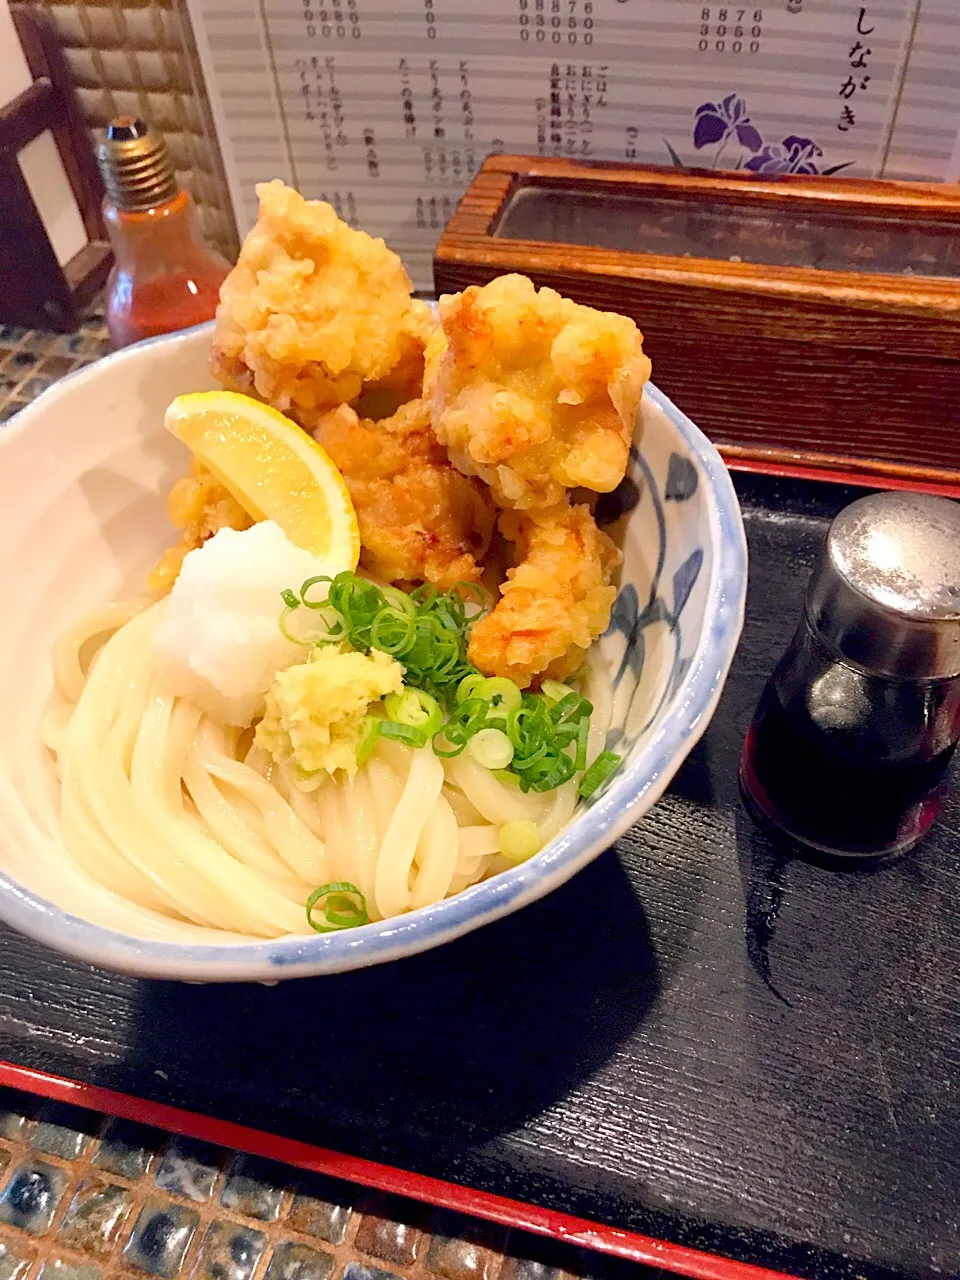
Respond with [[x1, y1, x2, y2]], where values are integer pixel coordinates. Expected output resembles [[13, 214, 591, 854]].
[[665, 93, 852, 176], [188, 0, 955, 289]]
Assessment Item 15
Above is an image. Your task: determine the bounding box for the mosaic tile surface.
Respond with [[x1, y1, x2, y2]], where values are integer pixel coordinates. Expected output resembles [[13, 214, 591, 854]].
[[0, 1088, 668, 1280], [0, 307, 111, 425]]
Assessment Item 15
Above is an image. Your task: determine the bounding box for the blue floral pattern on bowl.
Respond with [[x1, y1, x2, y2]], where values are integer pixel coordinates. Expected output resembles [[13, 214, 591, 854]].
[[587, 385, 740, 805], [604, 448, 702, 753]]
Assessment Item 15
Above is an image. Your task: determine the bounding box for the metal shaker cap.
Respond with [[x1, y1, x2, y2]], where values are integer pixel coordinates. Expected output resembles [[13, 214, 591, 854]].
[[806, 491, 960, 680]]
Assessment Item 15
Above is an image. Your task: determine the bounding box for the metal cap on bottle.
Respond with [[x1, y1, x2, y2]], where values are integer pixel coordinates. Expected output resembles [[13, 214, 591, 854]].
[[96, 117, 179, 212], [806, 491, 960, 680]]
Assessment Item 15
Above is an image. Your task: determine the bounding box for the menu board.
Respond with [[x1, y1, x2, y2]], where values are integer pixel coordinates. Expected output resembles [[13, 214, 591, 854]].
[[187, 0, 960, 287]]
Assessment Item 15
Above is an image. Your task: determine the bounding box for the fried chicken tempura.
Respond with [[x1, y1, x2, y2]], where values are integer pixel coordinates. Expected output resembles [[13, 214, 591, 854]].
[[148, 462, 252, 594], [425, 274, 651, 510], [352, 297, 437, 420], [308, 400, 495, 590], [212, 180, 436, 414], [208, 213, 633, 681], [467, 501, 621, 687]]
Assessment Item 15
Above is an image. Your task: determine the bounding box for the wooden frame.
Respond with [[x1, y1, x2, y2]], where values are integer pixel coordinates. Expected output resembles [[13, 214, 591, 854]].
[[0, 11, 111, 332], [435, 156, 960, 487]]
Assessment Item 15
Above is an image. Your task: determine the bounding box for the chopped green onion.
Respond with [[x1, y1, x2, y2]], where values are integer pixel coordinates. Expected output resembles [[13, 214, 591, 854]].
[[449, 697, 489, 738], [312, 572, 486, 705], [379, 720, 427, 747], [316, 609, 347, 643], [549, 691, 593, 727], [498, 820, 542, 863], [306, 881, 369, 932], [385, 689, 442, 737], [510, 740, 551, 773], [475, 676, 522, 718], [520, 751, 576, 793], [278, 605, 330, 646], [381, 585, 416, 617], [356, 716, 381, 766], [467, 727, 515, 770], [537, 755, 577, 791], [277, 571, 603, 796], [300, 575, 333, 608], [577, 750, 622, 799], [370, 607, 417, 656], [279, 603, 343, 646], [575, 716, 590, 772], [540, 679, 571, 704], [448, 580, 490, 616], [506, 703, 548, 754], [278, 606, 302, 646], [330, 574, 382, 647], [409, 583, 438, 608], [456, 673, 486, 703]]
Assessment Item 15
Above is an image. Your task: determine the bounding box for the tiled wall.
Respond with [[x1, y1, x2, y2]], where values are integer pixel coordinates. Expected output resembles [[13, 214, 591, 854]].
[[0, 1091, 663, 1280], [11, 0, 238, 259]]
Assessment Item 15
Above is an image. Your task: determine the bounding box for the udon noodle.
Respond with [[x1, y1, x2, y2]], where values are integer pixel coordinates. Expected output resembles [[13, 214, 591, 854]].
[[42, 600, 612, 939]]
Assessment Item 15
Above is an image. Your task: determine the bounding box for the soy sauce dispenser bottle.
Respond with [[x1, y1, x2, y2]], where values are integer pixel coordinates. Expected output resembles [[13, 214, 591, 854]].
[[740, 491, 960, 864]]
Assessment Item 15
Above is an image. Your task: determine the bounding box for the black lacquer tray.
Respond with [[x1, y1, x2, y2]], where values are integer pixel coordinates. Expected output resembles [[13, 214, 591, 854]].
[[0, 474, 956, 1280]]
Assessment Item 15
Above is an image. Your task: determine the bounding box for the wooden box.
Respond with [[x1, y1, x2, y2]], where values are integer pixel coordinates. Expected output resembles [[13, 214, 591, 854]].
[[434, 156, 960, 491]]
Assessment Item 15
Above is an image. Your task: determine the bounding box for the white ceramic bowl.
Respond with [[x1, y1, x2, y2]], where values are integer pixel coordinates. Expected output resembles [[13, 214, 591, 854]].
[[0, 323, 747, 980]]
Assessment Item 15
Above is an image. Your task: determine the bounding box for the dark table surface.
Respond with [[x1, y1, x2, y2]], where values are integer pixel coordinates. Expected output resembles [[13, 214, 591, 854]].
[[0, 473, 956, 1280]]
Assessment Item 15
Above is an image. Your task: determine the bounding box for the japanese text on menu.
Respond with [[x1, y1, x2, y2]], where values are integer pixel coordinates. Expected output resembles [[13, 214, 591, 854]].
[[189, 0, 927, 286]]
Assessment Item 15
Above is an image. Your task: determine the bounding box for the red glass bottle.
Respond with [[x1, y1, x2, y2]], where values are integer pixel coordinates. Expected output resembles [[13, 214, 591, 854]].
[[96, 117, 230, 348]]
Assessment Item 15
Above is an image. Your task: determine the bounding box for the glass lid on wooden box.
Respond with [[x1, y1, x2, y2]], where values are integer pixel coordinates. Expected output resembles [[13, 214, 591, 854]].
[[493, 182, 960, 279]]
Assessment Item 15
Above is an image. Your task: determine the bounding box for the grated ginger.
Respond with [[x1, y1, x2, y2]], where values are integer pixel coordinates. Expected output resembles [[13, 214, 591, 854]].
[[256, 646, 403, 783]]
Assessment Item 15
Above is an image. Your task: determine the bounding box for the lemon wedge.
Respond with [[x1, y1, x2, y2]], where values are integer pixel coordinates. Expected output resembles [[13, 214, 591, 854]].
[[165, 391, 360, 568]]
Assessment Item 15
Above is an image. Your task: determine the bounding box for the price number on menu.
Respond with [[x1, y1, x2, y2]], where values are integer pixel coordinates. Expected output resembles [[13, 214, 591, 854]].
[[518, 0, 595, 46], [698, 7, 762, 53], [423, 0, 437, 39], [301, 0, 361, 40]]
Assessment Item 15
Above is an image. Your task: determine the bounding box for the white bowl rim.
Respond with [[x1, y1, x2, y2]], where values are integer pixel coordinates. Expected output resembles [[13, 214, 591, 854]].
[[0, 321, 748, 980]]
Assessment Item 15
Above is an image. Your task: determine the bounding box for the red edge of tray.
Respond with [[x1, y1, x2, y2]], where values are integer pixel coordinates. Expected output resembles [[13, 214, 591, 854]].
[[3, 461, 943, 1280], [721, 454, 960, 500], [0, 1059, 793, 1280]]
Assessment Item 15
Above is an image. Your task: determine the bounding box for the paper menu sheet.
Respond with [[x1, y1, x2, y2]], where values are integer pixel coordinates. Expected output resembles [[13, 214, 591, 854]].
[[187, 0, 960, 288]]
